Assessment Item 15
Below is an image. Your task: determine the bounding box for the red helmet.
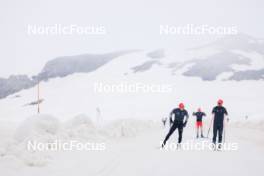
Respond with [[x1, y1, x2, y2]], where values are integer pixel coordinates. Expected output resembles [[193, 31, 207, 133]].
[[217, 99, 223, 105], [179, 103, 185, 109]]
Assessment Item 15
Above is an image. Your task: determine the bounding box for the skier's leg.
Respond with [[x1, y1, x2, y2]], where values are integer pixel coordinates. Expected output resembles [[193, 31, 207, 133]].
[[212, 124, 217, 144], [162, 124, 177, 147], [201, 125, 204, 138], [196, 123, 199, 138], [218, 125, 224, 143], [178, 125, 183, 143]]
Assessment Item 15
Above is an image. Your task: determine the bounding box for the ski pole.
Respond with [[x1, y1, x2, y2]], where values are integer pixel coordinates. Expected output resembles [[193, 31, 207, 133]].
[[206, 117, 213, 138]]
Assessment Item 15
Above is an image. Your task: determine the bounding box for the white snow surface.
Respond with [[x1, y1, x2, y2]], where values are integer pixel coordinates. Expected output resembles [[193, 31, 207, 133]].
[[0, 52, 263, 123], [231, 50, 264, 70], [0, 114, 263, 176], [0, 45, 263, 175], [0, 114, 158, 168]]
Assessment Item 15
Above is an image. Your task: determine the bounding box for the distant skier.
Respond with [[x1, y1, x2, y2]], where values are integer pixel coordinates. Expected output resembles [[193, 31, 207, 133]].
[[161, 103, 189, 148], [211, 99, 228, 148], [193, 108, 206, 138], [161, 117, 167, 128]]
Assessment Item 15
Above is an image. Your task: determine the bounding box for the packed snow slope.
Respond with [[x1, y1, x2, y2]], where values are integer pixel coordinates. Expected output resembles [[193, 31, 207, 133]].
[[0, 49, 263, 122], [0, 114, 263, 176]]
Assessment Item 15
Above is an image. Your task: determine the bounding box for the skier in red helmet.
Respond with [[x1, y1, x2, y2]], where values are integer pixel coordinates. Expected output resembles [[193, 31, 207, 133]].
[[162, 103, 189, 148], [193, 108, 206, 138], [212, 99, 228, 149]]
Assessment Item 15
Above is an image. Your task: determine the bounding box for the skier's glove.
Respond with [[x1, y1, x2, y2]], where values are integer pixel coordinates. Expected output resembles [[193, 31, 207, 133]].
[[183, 121, 187, 127]]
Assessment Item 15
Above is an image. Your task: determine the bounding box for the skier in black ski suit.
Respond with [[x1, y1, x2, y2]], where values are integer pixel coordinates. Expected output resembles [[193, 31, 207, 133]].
[[212, 99, 228, 145], [162, 103, 189, 148]]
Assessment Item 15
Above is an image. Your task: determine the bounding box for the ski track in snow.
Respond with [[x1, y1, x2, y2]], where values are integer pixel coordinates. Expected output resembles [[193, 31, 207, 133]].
[[94, 155, 121, 176], [0, 120, 264, 176]]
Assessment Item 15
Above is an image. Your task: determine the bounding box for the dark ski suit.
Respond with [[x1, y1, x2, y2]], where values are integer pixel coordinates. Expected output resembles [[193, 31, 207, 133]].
[[212, 106, 228, 144], [193, 112, 206, 122], [162, 108, 189, 146]]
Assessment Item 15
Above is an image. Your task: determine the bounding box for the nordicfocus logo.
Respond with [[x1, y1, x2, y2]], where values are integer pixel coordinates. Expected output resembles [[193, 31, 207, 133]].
[[160, 140, 239, 151], [26, 24, 106, 36], [27, 140, 106, 151], [160, 24, 238, 36], [93, 82, 173, 93]]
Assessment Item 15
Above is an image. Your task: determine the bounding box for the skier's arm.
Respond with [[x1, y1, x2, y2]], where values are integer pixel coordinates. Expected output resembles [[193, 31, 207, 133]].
[[183, 111, 189, 127], [185, 111, 189, 122], [211, 108, 216, 124], [224, 108, 229, 122], [169, 111, 174, 123]]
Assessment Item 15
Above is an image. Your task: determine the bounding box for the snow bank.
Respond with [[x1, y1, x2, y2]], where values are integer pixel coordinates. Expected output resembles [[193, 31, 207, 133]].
[[2, 114, 61, 167], [14, 114, 61, 142], [7, 114, 101, 167], [63, 114, 102, 141], [230, 119, 264, 131], [101, 119, 157, 138], [0, 114, 158, 167]]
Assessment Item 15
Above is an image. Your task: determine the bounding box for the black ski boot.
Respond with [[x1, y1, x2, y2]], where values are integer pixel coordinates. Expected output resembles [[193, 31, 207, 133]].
[[217, 143, 222, 151]]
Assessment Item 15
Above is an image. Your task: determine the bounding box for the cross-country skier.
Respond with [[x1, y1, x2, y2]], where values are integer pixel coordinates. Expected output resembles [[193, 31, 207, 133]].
[[193, 108, 206, 138], [211, 99, 228, 149], [161, 103, 189, 148]]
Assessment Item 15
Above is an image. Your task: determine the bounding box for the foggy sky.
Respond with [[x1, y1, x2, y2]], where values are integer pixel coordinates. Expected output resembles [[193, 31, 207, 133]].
[[0, 0, 263, 77]]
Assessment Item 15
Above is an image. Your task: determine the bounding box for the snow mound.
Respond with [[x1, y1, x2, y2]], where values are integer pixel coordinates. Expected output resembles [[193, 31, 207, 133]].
[[63, 114, 101, 141], [14, 114, 61, 142], [0, 114, 158, 167], [0, 114, 61, 167], [66, 114, 94, 128], [101, 119, 157, 138]]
